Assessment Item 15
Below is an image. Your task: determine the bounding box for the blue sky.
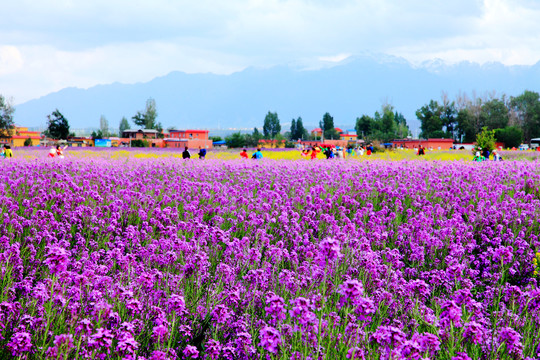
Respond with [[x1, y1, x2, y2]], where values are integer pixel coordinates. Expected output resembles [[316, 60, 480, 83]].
[[2, 0, 540, 103]]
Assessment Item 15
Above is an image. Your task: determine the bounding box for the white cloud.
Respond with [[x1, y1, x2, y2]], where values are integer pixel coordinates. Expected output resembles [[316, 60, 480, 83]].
[[0, 46, 24, 75], [1, 0, 540, 103]]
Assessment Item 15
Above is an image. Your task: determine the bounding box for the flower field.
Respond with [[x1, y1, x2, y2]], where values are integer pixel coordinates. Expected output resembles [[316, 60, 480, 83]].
[[1, 154, 540, 359]]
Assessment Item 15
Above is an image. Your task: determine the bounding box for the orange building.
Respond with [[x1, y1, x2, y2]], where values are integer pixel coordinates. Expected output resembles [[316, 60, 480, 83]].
[[166, 129, 211, 149], [0, 126, 41, 147], [340, 133, 357, 141]]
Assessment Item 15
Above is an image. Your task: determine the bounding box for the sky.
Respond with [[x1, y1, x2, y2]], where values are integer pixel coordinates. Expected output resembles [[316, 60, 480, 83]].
[[2, 0, 540, 104]]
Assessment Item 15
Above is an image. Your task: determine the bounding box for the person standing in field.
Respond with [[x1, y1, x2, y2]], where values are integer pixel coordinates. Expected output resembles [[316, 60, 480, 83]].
[[310, 146, 319, 160], [252, 148, 263, 159], [240, 149, 249, 159], [182, 146, 191, 159], [56, 145, 67, 159], [4, 145, 13, 158], [198, 146, 207, 160]]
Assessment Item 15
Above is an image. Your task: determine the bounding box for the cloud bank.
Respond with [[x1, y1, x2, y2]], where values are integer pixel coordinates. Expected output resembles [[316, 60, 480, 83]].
[[1, 0, 540, 103]]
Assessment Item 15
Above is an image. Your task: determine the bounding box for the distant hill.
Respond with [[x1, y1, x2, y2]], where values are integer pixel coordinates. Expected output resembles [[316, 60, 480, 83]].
[[14, 54, 540, 134]]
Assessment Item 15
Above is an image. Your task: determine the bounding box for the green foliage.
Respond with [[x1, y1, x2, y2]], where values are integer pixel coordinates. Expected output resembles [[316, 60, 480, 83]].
[[355, 115, 372, 139], [225, 132, 246, 148], [132, 98, 159, 130], [119, 117, 130, 135], [23, 137, 32, 146], [209, 136, 223, 142], [356, 105, 410, 142], [289, 117, 307, 140], [495, 126, 523, 149], [510, 90, 540, 142], [0, 94, 15, 139], [417, 100, 443, 138], [319, 112, 335, 140], [130, 139, 149, 147], [481, 98, 509, 130], [456, 109, 476, 143], [263, 111, 281, 138], [45, 109, 70, 140], [91, 130, 104, 140], [475, 127, 496, 152]]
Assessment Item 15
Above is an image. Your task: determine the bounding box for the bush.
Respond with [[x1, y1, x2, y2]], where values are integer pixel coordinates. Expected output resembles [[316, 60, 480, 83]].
[[495, 126, 523, 149], [24, 137, 32, 146], [130, 139, 149, 147]]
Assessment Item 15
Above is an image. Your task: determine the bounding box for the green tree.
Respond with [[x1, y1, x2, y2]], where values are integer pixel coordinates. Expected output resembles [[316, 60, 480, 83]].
[[510, 90, 540, 142], [295, 117, 307, 140], [91, 130, 104, 140], [0, 95, 15, 141], [355, 115, 375, 139], [290, 118, 297, 140], [45, 109, 70, 140], [263, 112, 281, 138], [24, 137, 32, 146], [132, 98, 158, 129], [456, 109, 476, 143], [319, 112, 340, 139], [417, 100, 444, 138], [289, 117, 307, 140], [119, 117, 130, 136], [475, 127, 496, 152], [225, 132, 246, 148], [209, 136, 223, 142], [495, 126, 522, 148], [481, 98, 509, 131]]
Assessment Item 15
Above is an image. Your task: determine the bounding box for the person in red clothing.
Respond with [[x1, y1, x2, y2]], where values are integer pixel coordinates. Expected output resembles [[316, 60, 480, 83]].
[[310, 146, 320, 160], [240, 149, 249, 159]]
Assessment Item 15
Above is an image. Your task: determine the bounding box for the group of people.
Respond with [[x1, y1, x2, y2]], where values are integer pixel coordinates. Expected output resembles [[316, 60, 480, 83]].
[[240, 148, 263, 159], [299, 144, 374, 160], [473, 148, 503, 162], [0, 145, 13, 158], [182, 146, 207, 160], [48, 145, 67, 158]]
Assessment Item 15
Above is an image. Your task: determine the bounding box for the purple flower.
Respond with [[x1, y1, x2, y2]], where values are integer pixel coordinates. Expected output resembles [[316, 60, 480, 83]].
[[183, 345, 199, 359], [451, 352, 472, 360], [152, 324, 169, 342], [117, 332, 139, 354], [44, 245, 70, 274], [259, 326, 282, 354], [89, 328, 114, 349], [463, 321, 488, 345], [265, 293, 286, 323], [319, 238, 342, 261], [205, 339, 221, 359], [339, 279, 364, 303], [7, 331, 32, 356], [498, 327, 523, 357]]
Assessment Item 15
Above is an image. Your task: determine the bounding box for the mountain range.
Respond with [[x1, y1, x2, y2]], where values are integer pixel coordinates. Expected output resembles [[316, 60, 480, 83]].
[[14, 54, 540, 135]]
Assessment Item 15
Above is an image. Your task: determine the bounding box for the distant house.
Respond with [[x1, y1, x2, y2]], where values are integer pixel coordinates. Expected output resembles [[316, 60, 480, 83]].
[[391, 138, 455, 150], [121, 129, 159, 139], [0, 125, 41, 147], [166, 129, 211, 149]]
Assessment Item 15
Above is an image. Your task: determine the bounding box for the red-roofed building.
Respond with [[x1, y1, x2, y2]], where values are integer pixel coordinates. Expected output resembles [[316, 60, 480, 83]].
[[0, 126, 41, 147]]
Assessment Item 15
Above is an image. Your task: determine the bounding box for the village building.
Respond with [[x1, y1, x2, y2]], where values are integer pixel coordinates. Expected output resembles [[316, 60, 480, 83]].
[[0, 126, 41, 147]]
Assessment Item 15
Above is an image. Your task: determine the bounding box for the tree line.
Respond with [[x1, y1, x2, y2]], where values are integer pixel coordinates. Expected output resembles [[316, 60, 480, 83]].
[[2, 90, 539, 148], [416, 90, 540, 148]]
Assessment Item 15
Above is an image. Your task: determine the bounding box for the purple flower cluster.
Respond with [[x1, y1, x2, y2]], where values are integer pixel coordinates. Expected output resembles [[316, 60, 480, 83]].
[[0, 158, 540, 359]]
